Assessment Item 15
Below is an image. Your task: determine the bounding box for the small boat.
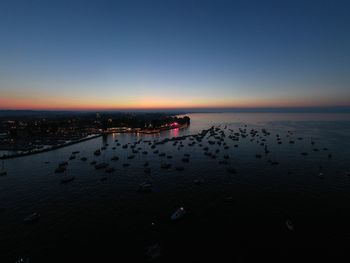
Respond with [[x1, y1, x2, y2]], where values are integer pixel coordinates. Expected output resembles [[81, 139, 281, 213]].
[[14, 257, 30, 263], [24, 212, 40, 223], [318, 172, 324, 179], [123, 163, 130, 167], [161, 163, 171, 169], [72, 151, 80, 154], [58, 161, 68, 167], [0, 161, 7, 176], [94, 150, 101, 156], [224, 196, 234, 203], [286, 219, 294, 231], [127, 155, 135, 159], [95, 162, 109, 169], [182, 158, 189, 163], [226, 168, 237, 174], [171, 207, 186, 221], [138, 182, 153, 193], [90, 161, 97, 165], [175, 166, 184, 171], [105, 167, 115, 173], [60, 175, 75, 184], [55, 166, 66, 173], [69, 155, 76, 160], [111, 156, 119, 161], [145, 243, 161, 261], [80, 157, 87, 161], [144, 167, 151, 174], [193, 179, 203, 185]]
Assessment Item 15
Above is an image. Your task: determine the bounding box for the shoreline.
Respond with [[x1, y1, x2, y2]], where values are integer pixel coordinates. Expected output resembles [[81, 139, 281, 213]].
[[0, 134, 102, 160], [0, 124, 190, 160]]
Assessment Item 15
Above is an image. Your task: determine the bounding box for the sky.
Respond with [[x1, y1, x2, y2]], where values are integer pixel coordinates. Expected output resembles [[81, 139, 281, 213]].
[[0, 0, 349, 110]]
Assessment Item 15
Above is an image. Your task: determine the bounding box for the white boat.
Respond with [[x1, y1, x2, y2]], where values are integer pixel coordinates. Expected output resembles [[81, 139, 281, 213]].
[[171, 207, 186, 220]]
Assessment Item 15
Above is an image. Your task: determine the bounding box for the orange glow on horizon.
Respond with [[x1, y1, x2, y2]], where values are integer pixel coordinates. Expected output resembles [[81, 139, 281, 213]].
[[0, 95, 349, 111]]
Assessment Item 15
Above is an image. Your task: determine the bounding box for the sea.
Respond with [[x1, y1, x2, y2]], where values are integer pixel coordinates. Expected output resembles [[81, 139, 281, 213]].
[[1, 112, 350, 262]]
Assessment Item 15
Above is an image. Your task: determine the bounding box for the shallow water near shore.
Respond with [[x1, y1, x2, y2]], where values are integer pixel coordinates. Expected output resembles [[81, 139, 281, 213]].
[[1, 112, 350, 262]]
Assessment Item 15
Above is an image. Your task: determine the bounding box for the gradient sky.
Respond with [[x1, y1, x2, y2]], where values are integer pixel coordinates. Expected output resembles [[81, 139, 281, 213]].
[[0, 0, 350, 110]]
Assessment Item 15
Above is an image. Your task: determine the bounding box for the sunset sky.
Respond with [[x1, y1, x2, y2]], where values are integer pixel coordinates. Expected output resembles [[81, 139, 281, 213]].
[[0, 0, 349, 110]]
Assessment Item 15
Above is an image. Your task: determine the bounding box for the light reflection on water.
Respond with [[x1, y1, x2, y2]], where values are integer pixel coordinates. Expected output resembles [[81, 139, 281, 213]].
[[0, 113, 350, 261]]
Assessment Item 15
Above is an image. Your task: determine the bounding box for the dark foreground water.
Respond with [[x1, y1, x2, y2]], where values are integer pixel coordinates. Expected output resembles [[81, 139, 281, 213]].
[[1, 113, 350, 262]]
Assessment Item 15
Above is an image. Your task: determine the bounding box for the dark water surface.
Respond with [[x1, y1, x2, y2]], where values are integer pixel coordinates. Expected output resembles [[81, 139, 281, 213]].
[[1, 113, 350, 262]]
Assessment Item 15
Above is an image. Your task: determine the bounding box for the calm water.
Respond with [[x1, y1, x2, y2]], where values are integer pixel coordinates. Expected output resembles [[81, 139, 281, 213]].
[[1, 113, 350, 262]]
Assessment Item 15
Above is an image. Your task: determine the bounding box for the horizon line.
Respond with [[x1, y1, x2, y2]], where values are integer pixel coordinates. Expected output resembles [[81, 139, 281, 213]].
[[1, 105, 350, 113]]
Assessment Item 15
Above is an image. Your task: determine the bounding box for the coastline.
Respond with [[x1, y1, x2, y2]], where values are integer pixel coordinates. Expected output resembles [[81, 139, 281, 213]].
[[0, 124, 190, 160], [0, 134, 102, 160]]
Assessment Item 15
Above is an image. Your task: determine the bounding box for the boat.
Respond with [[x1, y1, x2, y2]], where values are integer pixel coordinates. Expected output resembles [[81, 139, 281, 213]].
[[171, 207, 186, 220], [60, 175, 75, 184], [94, 149, 101, 156], [226, 168, 237, 174], [286, 219, 294, 231], [193, 179, 203, 185], [14, 257, 30, 263], [138, 182, 153, 193], [69, 155, 76, 160], [95, 162, 109, 169], [23, 212, 40, 223], [175, 166, 184, 171], [111, 156, 119, 161], [161, 163, 171, 169], [90, 161, 97, 165], [55, 166, 66, 173], [145, 243, 161, 261], [58, 161, 68, 167], [0, 161, 7, 176], [80, 157, 87, 161], [105, 167, 115, 173]]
